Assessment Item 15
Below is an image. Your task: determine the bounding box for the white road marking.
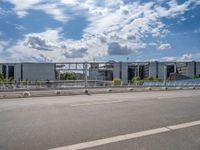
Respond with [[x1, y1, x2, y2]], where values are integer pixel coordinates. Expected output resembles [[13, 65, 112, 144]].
[[167, 120, 200, 130], [70, 100, 128, 107], [49, 120, 200, 150]]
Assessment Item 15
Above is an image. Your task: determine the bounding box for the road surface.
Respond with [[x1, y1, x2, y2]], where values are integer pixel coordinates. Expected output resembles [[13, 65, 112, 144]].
[[0, 90, 200, 150]]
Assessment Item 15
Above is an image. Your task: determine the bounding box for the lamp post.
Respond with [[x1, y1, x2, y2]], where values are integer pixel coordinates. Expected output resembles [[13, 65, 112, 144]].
[[84, 62, 88, 89], [164, 65, 167, 87]]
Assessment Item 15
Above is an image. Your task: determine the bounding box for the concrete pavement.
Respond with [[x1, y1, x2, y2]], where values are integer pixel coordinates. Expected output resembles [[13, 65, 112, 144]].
[[0, 90, 200, 150]]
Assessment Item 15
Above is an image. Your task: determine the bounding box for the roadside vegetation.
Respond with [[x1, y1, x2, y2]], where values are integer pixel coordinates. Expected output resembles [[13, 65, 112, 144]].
[[0, 74, 46, 87], [112, 76, 162, 86], [193, 74, 200, 78], [112, 78, 121, 86], [0, 74, 15, 84], [131, 76, 162, 86]]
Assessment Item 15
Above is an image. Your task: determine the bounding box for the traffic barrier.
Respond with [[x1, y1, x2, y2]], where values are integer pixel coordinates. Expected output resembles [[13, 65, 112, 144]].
[[23, 91, 31, 97], [107, 88, 112, 92], [161, 87, 168, 90], [83, 89, 89, 94], [128, 88, 134, 91], [146, 87, 152, 91], [55, 90, 61, 95]]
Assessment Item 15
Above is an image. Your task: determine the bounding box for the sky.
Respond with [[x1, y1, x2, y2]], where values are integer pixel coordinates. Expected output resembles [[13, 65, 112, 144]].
[[0, 0, 200, 62]]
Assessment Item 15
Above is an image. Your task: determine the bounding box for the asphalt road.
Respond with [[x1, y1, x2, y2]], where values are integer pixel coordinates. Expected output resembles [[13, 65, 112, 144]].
[[0, 90, 200, 150]]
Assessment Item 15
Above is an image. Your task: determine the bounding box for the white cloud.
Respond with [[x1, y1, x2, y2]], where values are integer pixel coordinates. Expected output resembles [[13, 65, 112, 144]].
[[6, 28, 107, 62], [0, 40, 9, 53], [181, 54, 192, 60], [160, 54, 193, 61], [0, 7, 12, 16], [158, 43, 171, 50], [107, 42, 138, 55], [2, 0, 41, 17], [3, 0, 200, 24], [15, 24, 25, 30], [194, 28, 200, 33], [3, 0, 200, 62], [33, 3, 69, 23], [60, 0, 79, 6], [2, 0, 69, 22]]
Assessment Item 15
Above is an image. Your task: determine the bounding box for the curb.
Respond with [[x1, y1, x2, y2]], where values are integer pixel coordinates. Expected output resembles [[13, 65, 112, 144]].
[[0, 87, 199, 100]]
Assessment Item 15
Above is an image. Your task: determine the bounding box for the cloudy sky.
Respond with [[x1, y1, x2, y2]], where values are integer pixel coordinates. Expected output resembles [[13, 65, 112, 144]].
[[0, 0, 200, 62]]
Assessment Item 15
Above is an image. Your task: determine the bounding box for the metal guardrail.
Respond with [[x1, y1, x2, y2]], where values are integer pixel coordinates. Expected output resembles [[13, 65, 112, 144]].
[[0, 80, 113, 91], [143, 78, 200, 87], [0, 79, 200, 92]]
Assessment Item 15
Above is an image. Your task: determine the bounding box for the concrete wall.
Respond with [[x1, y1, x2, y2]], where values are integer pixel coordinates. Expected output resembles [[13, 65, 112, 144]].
[[149, 62, 157, 78], [187, 62, 195, 78], [121, 63, 128, 84], [196, 62, 200, 75], [157, 62, 165, 80], [22, 63, 56, 81]]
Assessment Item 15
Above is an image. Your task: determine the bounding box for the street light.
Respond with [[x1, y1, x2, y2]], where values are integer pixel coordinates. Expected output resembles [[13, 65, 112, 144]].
[[84, 62, 88, 89], [164, 65, 167, 87]]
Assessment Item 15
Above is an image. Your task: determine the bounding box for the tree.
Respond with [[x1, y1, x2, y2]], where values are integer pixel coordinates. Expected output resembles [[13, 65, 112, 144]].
[[61, 72, 76, 80]]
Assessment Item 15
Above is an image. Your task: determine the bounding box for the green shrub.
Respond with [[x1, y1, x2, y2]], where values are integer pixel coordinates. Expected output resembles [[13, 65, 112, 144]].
[[0, 74, 5, 83], [147, 77, 154, 81], [154, 78, 162, 82], [143, 77, 162, 82], [35, 80, 45, 86], [21, 80, 29, 86], [193, 74, 200, 78], [112, 78, 121, 86], [131, 76, 144, 85], [0, 74, 4, 80], [131, 76, 141, 83]]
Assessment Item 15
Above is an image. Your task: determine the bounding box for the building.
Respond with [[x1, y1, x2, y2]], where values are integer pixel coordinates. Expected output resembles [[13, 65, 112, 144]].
[[0, 63, 56, 81], [89, 61, 200, 84], [0, 61, 199, 83]]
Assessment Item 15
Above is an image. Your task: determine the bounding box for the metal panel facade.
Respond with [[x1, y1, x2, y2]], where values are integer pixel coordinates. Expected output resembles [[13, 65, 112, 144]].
[[113, 62, 120, 79], [187, 62, 195, 78], [22, 63, 56, 81], [121, 63, 128, 84], [196, 62, 200, 75], [149, 62, 157, 78]]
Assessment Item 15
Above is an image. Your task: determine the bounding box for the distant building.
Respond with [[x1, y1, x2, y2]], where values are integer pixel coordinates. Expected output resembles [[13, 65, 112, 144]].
[[0, 63, 56, 81], [89, 61, 200, 84], [0, 61, 199, 83]]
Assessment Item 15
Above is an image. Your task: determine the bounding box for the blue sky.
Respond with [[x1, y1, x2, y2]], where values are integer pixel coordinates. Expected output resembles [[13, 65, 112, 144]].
[[0, 0, 200, 62]]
